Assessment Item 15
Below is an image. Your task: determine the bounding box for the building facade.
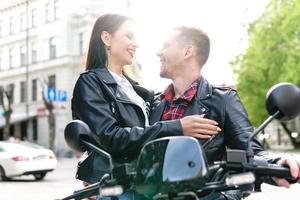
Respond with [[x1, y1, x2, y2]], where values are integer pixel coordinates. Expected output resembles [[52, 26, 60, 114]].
[[0, 0, 135, 155], [262, 116, 300, 149]]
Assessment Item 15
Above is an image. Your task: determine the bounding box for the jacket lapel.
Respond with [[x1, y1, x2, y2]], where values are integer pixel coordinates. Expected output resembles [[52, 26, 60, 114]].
[[150, 77, 214, 124], [93, 68, 152, 125], [93, 67, 117, 85], [183, 77, 212, 117], [92, 68, 134, 103], [183, 99, 209, 117], [149, 98, 166, 125]]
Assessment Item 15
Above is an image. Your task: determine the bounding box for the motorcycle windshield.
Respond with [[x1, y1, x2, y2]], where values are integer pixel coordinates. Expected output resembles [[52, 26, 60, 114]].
[[135, 136, 208, 198]]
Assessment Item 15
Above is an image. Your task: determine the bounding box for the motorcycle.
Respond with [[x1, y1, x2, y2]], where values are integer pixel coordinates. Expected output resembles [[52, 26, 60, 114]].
[[60, 82, 300, 200]]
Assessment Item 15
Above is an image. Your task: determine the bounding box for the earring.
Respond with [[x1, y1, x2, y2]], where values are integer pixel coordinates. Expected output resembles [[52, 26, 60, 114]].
[[107, 46, 111, 56]]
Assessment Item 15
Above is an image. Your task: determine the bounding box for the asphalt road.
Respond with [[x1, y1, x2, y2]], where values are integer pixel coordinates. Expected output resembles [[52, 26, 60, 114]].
[[245, 183, 300, 200], [0, 158, 82, 200]]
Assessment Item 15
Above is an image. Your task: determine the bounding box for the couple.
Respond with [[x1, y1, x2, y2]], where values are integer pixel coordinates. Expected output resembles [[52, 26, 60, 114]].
[[71, 14, 300, 200]]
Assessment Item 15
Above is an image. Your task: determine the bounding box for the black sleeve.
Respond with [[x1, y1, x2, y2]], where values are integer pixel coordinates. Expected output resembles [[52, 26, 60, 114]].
[[223, 90, 265, 154], [72, 73, 182, 157], [223, 90, 283, 164]]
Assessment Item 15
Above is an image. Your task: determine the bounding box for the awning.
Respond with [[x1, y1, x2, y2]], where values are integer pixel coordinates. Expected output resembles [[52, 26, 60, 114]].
[[0, 111, 37, 128]]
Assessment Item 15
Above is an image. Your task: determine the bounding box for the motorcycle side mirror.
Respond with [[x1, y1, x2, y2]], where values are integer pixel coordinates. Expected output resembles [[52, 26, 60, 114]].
[[266, 82, 300, 121], [247, 83, 300, 159], [135, 136, 208, 199], [64, 120, 113, 170], [64, 120, 92, 152]]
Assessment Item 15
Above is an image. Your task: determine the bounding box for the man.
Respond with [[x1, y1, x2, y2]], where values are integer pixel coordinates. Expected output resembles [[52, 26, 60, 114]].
[[150, 26, 300, 199]]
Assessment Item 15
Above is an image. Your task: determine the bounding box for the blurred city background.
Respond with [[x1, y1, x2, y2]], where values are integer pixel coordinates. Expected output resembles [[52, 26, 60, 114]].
[[0, 0, 300, 199]]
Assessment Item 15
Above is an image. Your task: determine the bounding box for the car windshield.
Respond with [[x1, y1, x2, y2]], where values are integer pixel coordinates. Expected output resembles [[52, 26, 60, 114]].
[[18, 141, 45, 149], [0, 142, 34, 152]]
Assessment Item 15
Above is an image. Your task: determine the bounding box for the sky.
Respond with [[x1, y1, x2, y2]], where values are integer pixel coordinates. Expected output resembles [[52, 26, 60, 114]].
[[129, 0, 270, 91]]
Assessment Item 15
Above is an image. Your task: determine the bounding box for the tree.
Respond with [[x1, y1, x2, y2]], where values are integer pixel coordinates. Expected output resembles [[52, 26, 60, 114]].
[[232, 0, 300, 147], [0, 85, 14, 140], [38, 78, 56, 152]]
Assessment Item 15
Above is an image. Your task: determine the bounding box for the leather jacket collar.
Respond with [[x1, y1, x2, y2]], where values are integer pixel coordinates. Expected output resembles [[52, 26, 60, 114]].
[[91, 67, 154, 102], [92, 67, 118, 85], [196, 77, 213, 100], [150, 77, 212, 123]]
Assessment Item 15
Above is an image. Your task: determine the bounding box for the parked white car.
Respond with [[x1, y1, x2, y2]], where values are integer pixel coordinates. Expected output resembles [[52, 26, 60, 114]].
[[0, 141, 57, 181]]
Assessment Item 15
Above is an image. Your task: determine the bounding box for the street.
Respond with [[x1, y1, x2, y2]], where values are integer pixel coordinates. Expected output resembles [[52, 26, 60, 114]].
[[246, 183, 300, 200], [0, 158, 300, 200], [0, 158, 82, 200]]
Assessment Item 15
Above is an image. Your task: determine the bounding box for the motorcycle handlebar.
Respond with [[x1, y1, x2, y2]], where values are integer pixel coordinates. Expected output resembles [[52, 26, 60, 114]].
[[61, 182, 100, 200], [250, 164, 298, 184]]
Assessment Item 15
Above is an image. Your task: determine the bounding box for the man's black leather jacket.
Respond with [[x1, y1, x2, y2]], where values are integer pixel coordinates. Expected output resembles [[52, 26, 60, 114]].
[[149, 77, 274, 200], [150, 77, 268, 164]]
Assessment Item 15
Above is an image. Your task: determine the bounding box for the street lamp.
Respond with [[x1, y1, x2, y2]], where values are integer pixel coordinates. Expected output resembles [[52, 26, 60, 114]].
[[25, 0, 29, 119]]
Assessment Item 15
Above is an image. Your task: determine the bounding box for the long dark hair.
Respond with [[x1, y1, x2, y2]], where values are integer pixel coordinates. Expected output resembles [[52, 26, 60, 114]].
[[85, 14, 130, 70]]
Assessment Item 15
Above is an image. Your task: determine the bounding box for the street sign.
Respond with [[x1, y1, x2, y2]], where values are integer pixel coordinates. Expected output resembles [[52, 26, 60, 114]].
[[58, 90, 67, 102], [48, 88, 56, 101]]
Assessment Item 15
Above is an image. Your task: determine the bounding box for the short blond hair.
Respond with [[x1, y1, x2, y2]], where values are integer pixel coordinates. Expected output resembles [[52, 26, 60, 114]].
[[175, 26, 210, 66]]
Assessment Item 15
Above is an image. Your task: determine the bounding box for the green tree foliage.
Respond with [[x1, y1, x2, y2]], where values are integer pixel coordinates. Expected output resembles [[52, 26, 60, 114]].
[[232, 0, 300, 127]]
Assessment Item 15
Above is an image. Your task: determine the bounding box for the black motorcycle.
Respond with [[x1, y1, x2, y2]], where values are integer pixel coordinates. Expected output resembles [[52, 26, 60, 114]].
[[60, 82, 300, 200]]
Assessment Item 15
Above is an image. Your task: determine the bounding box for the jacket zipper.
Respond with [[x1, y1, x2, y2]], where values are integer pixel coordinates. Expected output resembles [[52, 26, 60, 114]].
[[202, 134, 217, 150]]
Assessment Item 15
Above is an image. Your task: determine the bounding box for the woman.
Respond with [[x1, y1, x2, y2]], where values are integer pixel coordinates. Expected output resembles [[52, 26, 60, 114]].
[[71, 14, 216, 200]]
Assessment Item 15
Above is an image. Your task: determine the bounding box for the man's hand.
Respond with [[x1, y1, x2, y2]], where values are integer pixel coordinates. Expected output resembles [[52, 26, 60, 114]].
[[180, 114, 221, 139], [272, 156, 300, 188]]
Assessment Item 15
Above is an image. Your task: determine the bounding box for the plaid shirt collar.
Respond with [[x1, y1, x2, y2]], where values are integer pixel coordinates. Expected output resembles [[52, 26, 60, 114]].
[[161, 77, 200, 102]]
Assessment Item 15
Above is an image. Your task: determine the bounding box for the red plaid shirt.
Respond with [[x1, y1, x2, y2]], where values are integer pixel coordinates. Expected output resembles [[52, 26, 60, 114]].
[[161, 78, 200, 121]]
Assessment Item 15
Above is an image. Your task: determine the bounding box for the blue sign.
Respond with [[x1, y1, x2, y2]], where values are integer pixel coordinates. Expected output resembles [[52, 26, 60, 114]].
[[47, 88, 56, 101], [58, 90, 67, 102]]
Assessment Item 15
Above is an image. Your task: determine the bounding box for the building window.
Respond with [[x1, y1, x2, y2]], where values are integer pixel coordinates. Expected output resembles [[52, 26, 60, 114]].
[[32, 79, 37, 101], [20, 45, 27, 66], [32, 117, 38, 141], [0, 20, 2, 37], [0, 85, 3, 105], [20, 121, 28, 140], [9, 17, 14, 34], [45, 2, 51, 22], [31, 42, 37, 64], [20, 12, 26, 31], [48, 75, 56, 88], [31, 8, 37, 28], [0, 52, 2, 70], [9, 124, 15, 137], [7, 83, 15, 104], [54, 0, 60, 20], [20, 81, 26, 103], [49, 37, 57, 59], [9, 48, 13, 68], [79, 32, 84, 55]]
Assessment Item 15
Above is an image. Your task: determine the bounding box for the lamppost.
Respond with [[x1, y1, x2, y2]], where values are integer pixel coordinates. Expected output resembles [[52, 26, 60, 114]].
[[25, 0, 29, 120]]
